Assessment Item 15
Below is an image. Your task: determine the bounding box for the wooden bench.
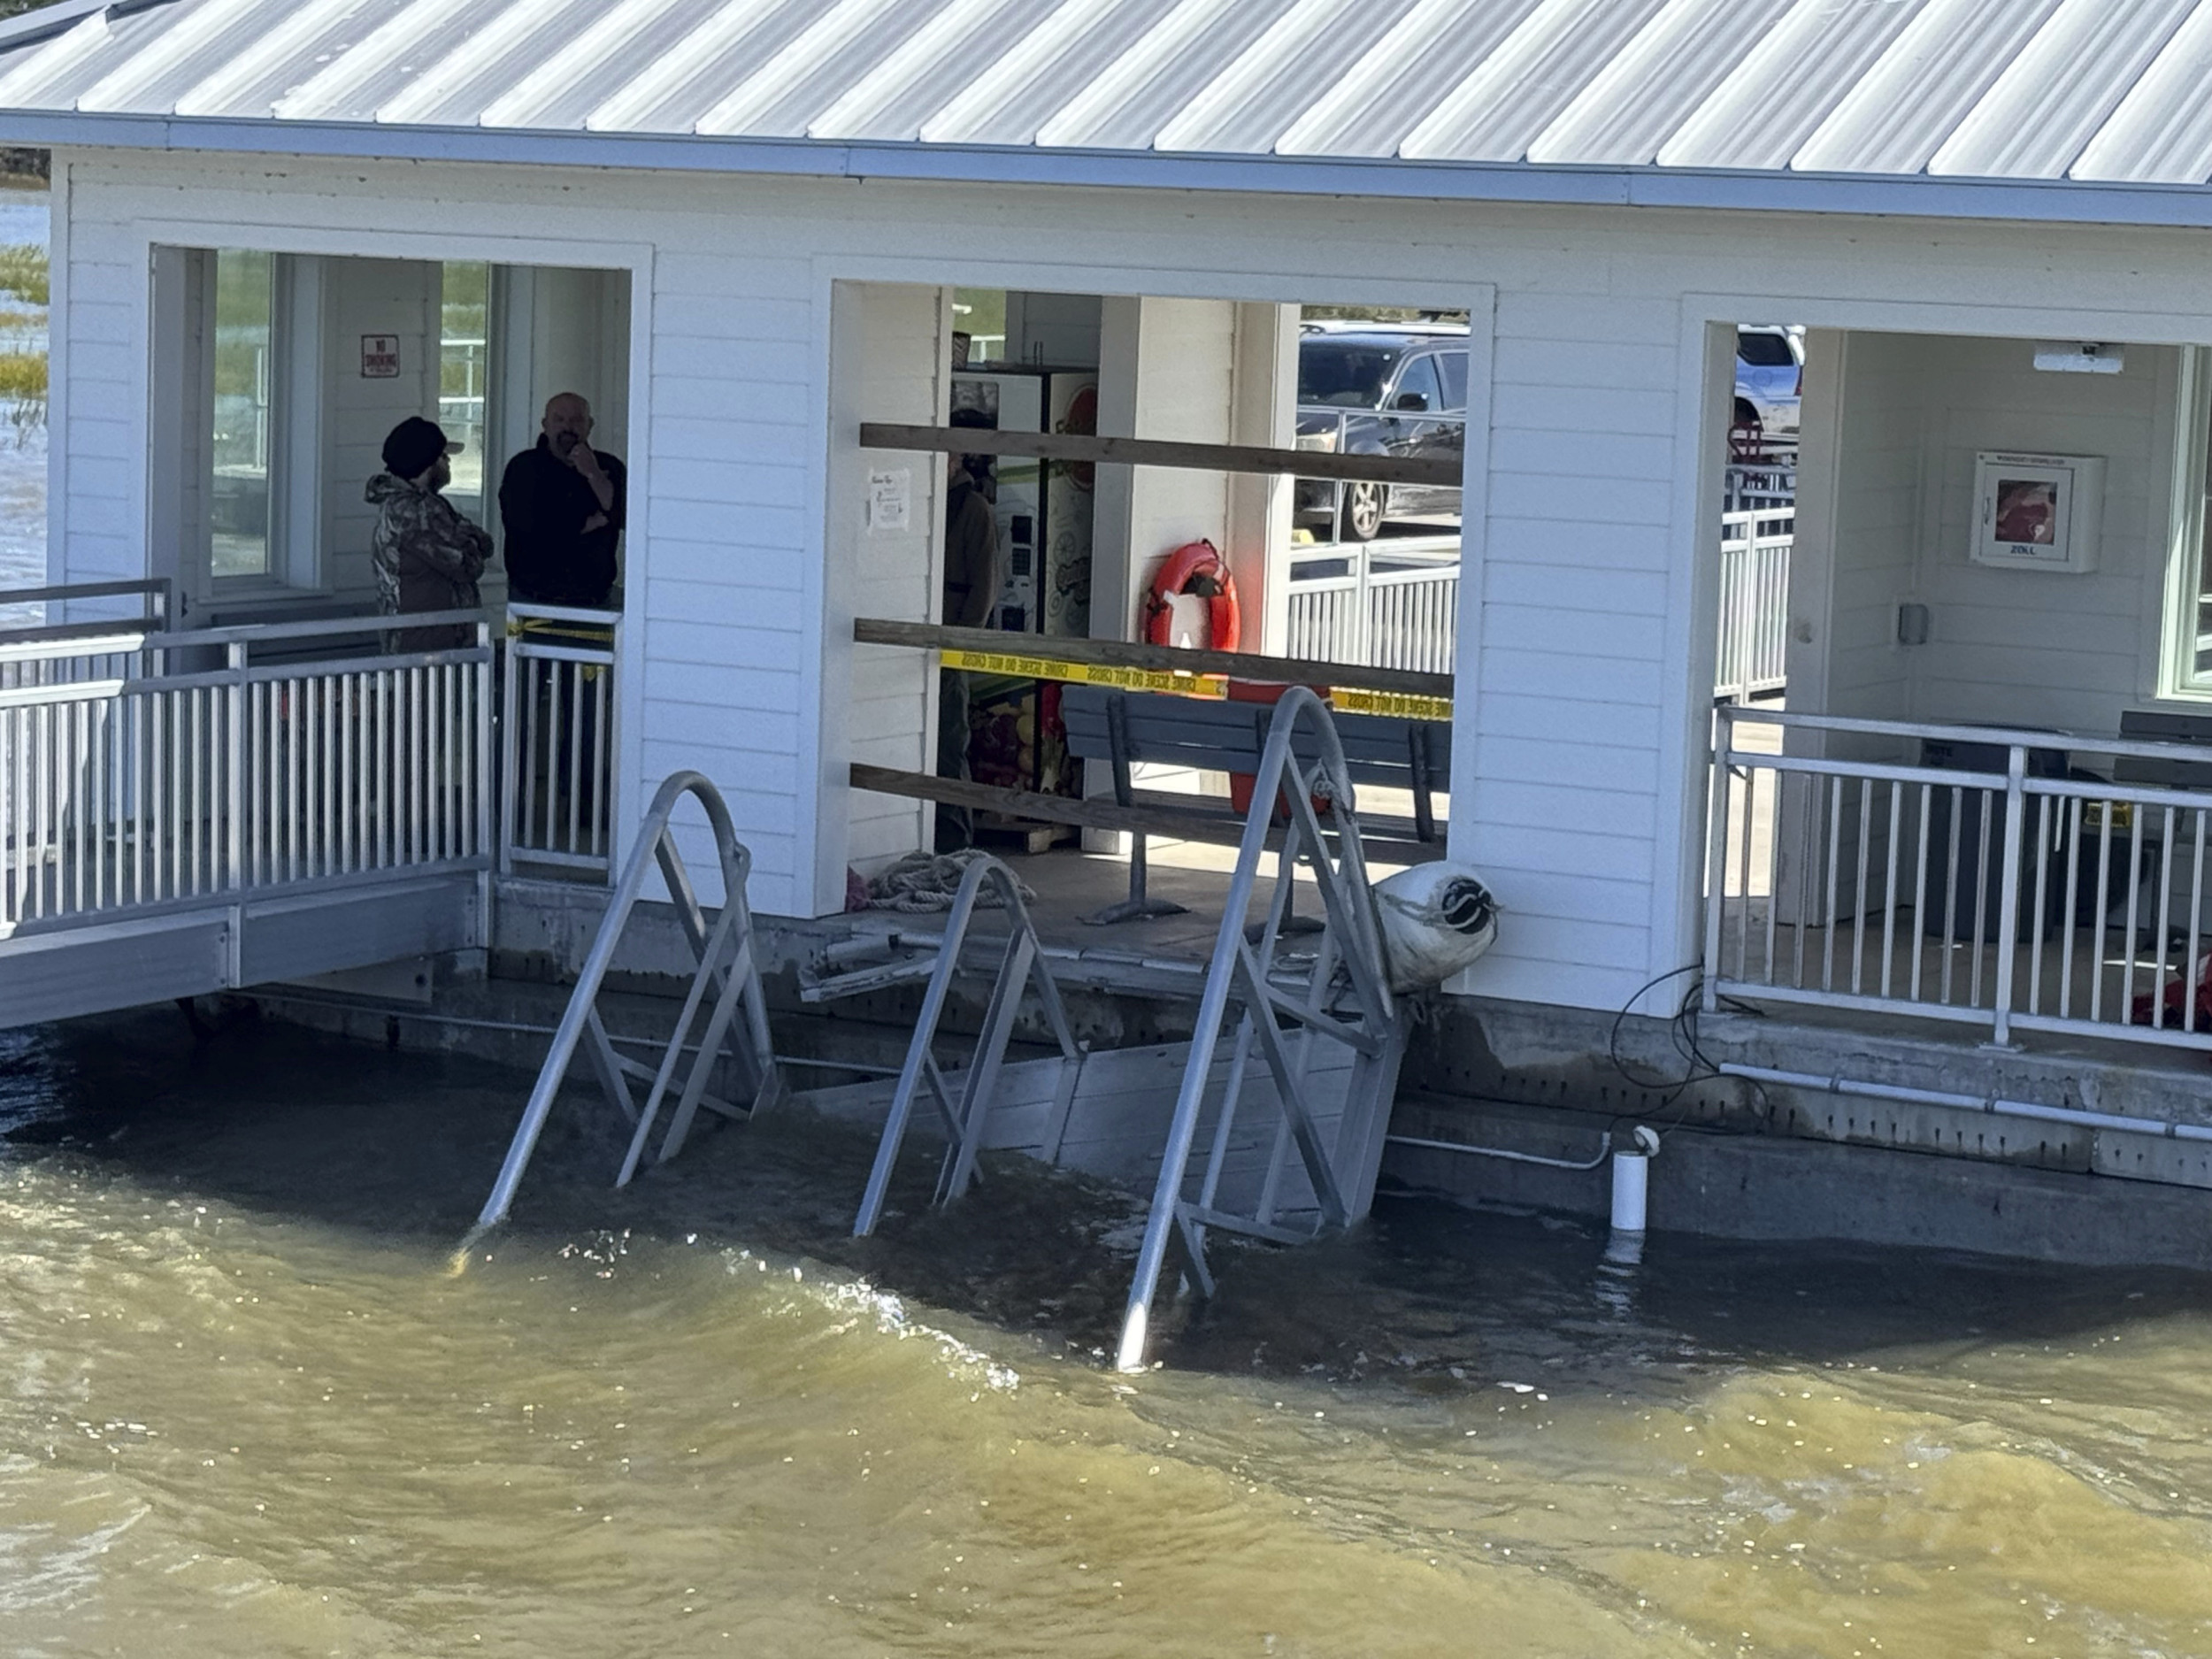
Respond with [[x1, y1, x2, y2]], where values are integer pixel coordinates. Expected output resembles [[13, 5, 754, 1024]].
[[1058, 684, 1448, 923]]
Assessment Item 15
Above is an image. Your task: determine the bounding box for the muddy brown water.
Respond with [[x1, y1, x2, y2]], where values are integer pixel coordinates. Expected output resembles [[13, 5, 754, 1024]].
[[4, 1010, 2211, 1657]]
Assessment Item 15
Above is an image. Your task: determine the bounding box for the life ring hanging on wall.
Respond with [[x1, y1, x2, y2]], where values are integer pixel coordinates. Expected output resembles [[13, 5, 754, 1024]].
[[1141, 539, 1241, 654]]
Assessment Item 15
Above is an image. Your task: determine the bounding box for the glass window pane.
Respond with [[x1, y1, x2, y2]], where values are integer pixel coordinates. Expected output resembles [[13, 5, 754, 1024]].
[[440, 261, 490, 513], [211, 250, 272, 580]]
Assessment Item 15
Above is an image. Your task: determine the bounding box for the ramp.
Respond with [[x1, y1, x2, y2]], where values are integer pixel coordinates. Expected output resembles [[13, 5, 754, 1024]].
[[0, 607, 495, 1030]]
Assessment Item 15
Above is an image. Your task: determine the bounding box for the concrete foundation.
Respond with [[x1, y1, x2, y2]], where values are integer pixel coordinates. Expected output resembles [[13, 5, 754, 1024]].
[[227, 879, 2212, 1275]]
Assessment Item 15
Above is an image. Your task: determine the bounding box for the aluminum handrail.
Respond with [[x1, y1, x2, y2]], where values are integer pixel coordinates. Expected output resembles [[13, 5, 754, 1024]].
[[0, 577, 170, 610], [1114, 685, 1402, 1371], [1707, 703, 2212, 1049], [506, 600, 619, 627], [851, 854, 1083, 1236], [1724, 703, 2212, 766], [472, 771, 777, 1233]]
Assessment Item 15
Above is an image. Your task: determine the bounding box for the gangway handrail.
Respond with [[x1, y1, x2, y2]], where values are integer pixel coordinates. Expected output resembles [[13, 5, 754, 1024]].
[[1113, 685, 1404, 1372], [849, 853, 1085, 1236], [472, 771, 779, 1233]]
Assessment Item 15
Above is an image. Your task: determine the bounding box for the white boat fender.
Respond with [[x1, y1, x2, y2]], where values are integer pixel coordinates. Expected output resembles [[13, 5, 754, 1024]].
[[1372, 863, 1497, 993]]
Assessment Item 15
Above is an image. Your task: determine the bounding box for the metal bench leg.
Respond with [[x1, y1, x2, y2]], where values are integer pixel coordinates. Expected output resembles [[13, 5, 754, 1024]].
[[1083, 692, 1187, 926]]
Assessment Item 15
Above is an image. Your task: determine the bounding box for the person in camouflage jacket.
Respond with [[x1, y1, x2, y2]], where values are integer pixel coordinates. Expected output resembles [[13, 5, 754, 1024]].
[[367, 416, 491, 652]]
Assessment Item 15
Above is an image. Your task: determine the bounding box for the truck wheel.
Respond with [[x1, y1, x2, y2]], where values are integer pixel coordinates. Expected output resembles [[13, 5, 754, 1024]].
[[1340, 480, 1385, 541]]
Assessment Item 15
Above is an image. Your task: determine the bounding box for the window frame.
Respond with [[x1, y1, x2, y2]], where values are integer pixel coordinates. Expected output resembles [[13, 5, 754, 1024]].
[[204, 249, 325, 598], [2160, 343, 2212, 700]]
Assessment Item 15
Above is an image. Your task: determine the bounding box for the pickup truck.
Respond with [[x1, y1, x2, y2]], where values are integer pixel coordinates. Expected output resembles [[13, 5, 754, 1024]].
[[1295, 325, 1466, 542]]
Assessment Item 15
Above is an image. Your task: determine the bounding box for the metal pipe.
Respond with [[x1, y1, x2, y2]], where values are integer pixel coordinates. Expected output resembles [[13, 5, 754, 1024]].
[[1385, 1131, 1613, 1171], [1718, 1062, 2212, 1142]]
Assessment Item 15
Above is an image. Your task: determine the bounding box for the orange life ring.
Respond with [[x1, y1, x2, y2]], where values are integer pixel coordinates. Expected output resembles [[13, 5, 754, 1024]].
[[1142, 539, 1241, 653]]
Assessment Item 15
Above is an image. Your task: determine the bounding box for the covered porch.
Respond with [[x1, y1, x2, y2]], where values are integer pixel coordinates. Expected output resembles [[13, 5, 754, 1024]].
[[1700, 323, 2212, 1069]]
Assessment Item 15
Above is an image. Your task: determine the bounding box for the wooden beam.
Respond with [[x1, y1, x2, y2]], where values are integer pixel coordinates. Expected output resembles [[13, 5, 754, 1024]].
[[852, 618, 1455, 700], [847, 764, 1443, 861], [857, 420, 1463, 490]]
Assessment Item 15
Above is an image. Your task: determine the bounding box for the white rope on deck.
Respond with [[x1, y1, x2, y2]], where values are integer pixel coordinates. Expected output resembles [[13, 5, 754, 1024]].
[[865, 849, 1037, 913]]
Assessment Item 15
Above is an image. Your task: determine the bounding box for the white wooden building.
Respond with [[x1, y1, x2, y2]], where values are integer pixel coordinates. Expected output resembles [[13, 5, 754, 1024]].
[[13, 0, 2212, 1075]]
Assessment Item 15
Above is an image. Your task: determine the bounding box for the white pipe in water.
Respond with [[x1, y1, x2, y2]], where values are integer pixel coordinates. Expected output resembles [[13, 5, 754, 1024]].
[[1609, 1125, 1663, 1235]]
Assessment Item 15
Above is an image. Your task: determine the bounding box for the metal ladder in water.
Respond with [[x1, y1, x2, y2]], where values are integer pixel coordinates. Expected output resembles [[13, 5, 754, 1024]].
[[1113, 685, 1408, 1371], [472, 772, 781, 1234]]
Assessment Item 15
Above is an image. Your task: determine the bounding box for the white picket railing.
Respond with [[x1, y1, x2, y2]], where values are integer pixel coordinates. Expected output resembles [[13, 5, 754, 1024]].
[[500, 601, 620, 880], [1716, 506, 1792, 702], [1, 611, 493, 934], [1285, 545, 1459, 675], [1706, 705, 2212, 1052]]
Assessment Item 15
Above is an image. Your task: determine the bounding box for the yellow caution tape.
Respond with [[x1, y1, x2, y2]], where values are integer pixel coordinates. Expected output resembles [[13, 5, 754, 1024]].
[[1330, 687, 1454, 722], [938, 647, 1227, 699]]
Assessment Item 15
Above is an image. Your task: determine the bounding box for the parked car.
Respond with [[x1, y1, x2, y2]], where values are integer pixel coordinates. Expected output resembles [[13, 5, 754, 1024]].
[[1735, 324, 1802, 439], [1295, 324, 1467, 541]]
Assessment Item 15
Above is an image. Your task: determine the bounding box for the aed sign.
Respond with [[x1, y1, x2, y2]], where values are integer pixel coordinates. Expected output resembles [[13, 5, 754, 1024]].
[[360, 334, 401, 379]]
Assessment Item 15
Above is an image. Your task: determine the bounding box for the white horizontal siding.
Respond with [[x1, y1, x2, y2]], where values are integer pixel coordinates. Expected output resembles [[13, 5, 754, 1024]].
[[48, 146, 2207, 1007]]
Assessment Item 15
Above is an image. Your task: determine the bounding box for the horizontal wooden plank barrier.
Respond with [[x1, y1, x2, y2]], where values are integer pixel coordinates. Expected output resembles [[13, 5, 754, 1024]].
[[848, 764, 1444, 862], [857, 421, 1464, 490], [851, 618, 1455, 702]]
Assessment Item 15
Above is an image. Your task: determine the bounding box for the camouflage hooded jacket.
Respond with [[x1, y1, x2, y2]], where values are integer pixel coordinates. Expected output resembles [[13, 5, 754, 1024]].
[[366, 472, 492, 622]]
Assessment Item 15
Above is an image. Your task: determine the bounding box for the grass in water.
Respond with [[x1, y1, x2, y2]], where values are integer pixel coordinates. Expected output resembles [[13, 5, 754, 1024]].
[[0, 351, 45, 400], [0, 242, 47, 306], [0, 348, 44, 439]]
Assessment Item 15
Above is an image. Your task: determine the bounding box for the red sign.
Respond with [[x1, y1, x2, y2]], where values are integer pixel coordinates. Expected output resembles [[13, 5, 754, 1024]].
[[360, 334, 401, 379]]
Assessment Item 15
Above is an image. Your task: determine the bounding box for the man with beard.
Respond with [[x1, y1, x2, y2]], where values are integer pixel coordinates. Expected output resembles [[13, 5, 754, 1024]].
[[499, 392, 627, 609]]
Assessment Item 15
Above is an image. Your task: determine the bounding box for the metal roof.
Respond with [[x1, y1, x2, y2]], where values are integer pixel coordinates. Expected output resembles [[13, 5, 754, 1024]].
[[10, 0, 2212, 222]]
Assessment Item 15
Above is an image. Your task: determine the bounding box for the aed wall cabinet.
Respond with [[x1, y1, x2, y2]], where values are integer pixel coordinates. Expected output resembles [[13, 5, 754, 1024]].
[[1970, 451, 2105, 572]]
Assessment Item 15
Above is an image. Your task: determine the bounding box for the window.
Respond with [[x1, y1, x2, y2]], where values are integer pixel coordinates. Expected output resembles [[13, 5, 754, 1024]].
[[200, 248, 320, 593], [440, 261, 491, 522], [1438, 349, 1468, 413], [210, 250, 273, 579], [1391, 354, 1444, 413]]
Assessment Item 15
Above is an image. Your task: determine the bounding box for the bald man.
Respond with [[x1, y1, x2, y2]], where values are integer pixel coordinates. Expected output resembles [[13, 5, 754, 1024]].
[[499, 392, 628, 609]]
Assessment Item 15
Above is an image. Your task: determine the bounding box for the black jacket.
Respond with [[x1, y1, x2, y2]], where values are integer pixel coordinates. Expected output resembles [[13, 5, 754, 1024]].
[[499, 437, 627, 607]]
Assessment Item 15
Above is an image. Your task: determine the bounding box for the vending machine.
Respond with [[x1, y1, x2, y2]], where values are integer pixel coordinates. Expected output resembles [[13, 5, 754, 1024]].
[[949, 365, 1099, 804], [949, 365, 1097, 638]]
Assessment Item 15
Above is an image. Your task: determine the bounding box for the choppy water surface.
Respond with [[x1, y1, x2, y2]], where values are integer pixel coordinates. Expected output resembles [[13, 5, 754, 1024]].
[[4, 1012, 2211, 1657]]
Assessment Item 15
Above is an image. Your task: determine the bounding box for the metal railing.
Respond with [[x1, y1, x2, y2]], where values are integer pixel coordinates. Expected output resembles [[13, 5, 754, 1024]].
[[1706, 705, 2212, 1052], [1115, 686, 1406, 1371], [0, 579, 173, 691], [1716, 506, 1792, 702], [2, 610, 492, 934], [852, 853, 1084, 1237], [1285, 543, 1460, 674], [500, 601, 619, 880], [472, 772, 780, 1235], [1723, 461, 1796, 513]]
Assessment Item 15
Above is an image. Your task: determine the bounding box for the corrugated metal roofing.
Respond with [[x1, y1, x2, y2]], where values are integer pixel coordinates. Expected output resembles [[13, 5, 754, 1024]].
[[11, 0, 2212, 200]]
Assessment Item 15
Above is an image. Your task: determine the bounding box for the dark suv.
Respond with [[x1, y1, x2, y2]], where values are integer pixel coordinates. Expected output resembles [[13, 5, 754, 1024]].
[[1295, 325, 1468, 541]]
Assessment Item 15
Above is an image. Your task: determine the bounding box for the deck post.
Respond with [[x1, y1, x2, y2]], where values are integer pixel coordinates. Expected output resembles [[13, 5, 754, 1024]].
[[1991, 745, 2026, 1048]]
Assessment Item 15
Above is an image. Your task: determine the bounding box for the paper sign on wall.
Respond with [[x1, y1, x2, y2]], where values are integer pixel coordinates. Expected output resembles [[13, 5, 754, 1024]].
[[867, 468, 910, 534], [360, 334, 401, 379]]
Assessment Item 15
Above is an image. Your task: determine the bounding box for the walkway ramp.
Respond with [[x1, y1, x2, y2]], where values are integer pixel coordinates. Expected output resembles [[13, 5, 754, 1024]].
[[0, 607, 495, 1030]]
